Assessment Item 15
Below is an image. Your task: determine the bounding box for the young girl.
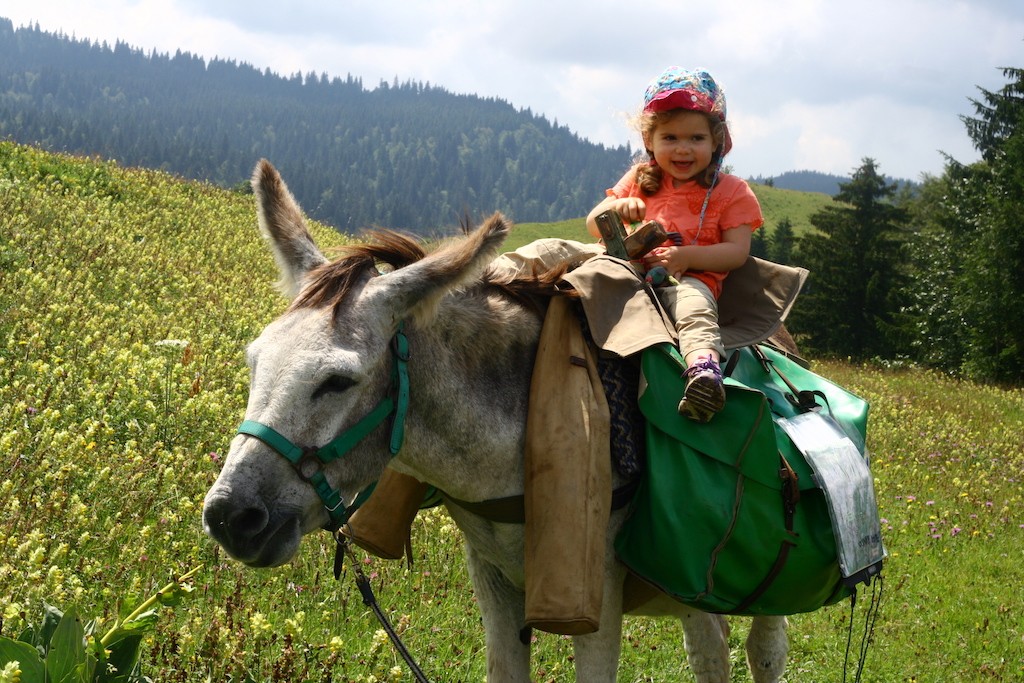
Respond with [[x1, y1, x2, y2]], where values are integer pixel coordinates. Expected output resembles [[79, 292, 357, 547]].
[[586, 66, 763, 423]]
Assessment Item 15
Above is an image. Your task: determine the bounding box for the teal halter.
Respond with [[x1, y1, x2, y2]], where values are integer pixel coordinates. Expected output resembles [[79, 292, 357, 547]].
[[236, 325, 410, 531]]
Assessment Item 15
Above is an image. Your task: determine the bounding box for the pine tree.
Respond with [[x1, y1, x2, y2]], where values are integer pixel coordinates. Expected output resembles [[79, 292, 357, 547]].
[[749, 225, 769, 259], [962, 67, 1024, 162], [953, 67, 1024, 381], [789, 159, 908, 358], [768, 216, 797, 264]]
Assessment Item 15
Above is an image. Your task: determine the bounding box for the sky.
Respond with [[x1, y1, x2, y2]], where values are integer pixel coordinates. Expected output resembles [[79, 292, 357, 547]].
[[4, 0, 1023, 181]]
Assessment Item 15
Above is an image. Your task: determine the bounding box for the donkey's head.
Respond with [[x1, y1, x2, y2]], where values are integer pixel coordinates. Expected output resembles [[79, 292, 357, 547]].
[[203, 160, 510, 567]]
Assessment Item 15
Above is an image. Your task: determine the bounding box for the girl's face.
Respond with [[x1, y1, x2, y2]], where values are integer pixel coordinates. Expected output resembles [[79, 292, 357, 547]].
[[644, 111, 716, 185]]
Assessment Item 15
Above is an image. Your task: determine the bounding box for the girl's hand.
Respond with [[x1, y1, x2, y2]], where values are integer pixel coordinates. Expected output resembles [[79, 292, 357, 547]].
[[643, 246, 689, 279], [586, 196, 647, 239], [612, 197, 646, 225]]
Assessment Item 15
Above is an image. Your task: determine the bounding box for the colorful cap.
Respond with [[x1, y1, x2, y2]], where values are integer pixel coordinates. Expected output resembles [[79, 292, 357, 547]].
[[642, 66, 732, 155]]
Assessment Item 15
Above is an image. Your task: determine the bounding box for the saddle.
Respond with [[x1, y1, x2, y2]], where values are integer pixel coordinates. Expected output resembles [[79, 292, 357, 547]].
[[560, 251, 808, 355], [518, 247, 811, 633], [541, 249, 882, 622]]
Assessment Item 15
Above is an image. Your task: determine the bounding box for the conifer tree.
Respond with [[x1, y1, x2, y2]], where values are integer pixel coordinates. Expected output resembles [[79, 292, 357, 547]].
[[953, 67, 1024, 381], [789, 159, 908, 358], [749, 225, 769, 259], [962, 67, 1024, 162], [769, 216, 797, 264]]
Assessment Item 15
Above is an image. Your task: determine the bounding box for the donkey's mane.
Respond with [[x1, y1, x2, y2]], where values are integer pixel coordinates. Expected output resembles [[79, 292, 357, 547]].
[[288, 228, 568, 317], [288, 230, 425, 314]]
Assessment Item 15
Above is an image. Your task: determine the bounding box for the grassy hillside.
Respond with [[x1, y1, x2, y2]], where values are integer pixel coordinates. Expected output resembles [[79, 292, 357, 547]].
[[748, 182, 834, 235], [0, 142, 1021, 682]]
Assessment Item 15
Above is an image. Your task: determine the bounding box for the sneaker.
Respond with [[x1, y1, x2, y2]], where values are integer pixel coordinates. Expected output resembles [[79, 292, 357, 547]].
[[678, 357, 725, 423]]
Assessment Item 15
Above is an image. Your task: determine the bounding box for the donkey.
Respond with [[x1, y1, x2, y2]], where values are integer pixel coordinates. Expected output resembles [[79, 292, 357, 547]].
[[203, 160, 789, 682]]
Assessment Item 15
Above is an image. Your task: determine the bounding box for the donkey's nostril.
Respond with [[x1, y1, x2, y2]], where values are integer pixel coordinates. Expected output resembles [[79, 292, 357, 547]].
[[203, 494, 269, 544], [229, 506, 270, 538]]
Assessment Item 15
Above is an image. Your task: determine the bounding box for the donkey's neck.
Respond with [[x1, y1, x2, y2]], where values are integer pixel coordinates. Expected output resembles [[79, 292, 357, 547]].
[[396, 289, 542, 503]]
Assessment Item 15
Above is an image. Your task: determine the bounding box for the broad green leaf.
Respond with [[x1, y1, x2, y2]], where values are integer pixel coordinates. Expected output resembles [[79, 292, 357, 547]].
[[115, 611, 159, 634], [81, 652, 98, 683], [0, 637, 47, 682], [104, 633, 145, 681], [16, 626, 35, 647], [39, 602, 64, 652], [156, 582, 194, 608], [46, 609, 88, 683]]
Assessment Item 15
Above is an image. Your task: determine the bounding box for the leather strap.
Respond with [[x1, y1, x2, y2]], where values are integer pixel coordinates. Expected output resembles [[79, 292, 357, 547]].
[[751, 344, 826, 413], [443, 479, 640, 525]]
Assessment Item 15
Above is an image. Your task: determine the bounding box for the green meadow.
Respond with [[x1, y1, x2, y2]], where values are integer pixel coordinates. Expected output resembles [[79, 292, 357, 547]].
[[0, 142, 1021, 682]]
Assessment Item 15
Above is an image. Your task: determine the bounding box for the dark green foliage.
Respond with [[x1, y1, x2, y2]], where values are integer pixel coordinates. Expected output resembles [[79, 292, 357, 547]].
[[749, 225, 769, 259], [0, 570, 200, 682], [768, 216, 797, 264], [954, 69, 1024, 382], [902, 67, 1024, 383], [962, 67, 1024, 162], [789, 159, 909, 358], [0, 19, 631, 234], [949, 148, 1024, 381], [900, 170, 972, 370]]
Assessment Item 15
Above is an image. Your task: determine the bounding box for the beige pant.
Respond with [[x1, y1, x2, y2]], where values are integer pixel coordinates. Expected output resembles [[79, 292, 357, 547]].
[[656, 276, 724, 359]]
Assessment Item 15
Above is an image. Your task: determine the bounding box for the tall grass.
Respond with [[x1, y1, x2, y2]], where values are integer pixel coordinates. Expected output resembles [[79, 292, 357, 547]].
[[748, 184, 833, 236], [0, 142, 1021, 681]]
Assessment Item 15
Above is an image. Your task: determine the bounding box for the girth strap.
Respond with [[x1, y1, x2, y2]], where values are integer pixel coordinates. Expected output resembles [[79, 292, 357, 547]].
[[442, 479, 640, 525]]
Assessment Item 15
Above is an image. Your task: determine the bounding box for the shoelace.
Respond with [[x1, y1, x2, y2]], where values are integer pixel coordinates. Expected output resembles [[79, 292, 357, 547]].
[[684, 357, 722, 379]]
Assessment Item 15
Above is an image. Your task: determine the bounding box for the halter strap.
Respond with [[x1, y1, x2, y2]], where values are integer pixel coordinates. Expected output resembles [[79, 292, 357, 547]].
[[236, 324, 410, 530]]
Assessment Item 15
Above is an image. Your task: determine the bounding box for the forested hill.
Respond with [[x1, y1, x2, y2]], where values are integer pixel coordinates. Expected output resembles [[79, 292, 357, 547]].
[[749, 169, 918, 196], [749, 170, 850, 195], [0, 18, 632, 235]]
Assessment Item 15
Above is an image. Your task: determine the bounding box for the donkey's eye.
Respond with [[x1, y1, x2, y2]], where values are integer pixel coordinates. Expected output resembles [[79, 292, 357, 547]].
[[312, 375, 355, 400]]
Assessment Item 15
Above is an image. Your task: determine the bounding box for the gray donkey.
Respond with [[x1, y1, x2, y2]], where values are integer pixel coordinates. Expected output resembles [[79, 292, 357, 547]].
[[203, 160, 789, 682]]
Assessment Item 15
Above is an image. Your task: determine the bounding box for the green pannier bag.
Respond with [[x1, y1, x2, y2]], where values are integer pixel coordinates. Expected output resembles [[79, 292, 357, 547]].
[[614, 342, 874, 615]]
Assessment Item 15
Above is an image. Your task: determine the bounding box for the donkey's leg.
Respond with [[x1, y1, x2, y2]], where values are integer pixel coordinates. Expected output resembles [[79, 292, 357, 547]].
[[571, 561, 626, 682], [681, 610, 731, 683], [744, 616, 788, 683], [463, 543, 531, 682], [627, 593, 731, 682]]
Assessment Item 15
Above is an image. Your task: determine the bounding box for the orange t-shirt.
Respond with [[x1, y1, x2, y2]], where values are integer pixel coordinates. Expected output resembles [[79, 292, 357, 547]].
[[607, 169, 763, 298]]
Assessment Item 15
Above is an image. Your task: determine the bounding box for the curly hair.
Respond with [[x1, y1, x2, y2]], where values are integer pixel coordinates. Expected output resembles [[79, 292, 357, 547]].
[[633, 109, 726, 194]]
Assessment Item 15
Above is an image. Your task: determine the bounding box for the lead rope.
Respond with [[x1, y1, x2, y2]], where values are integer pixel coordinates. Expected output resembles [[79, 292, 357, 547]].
[[335, 532, 433, 683], [842, 573, 884, 683]]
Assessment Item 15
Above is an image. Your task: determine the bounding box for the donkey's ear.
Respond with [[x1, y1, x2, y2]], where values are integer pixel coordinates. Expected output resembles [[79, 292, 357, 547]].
[[369, 212, 511, 327], [252, 159, 328, 299]]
